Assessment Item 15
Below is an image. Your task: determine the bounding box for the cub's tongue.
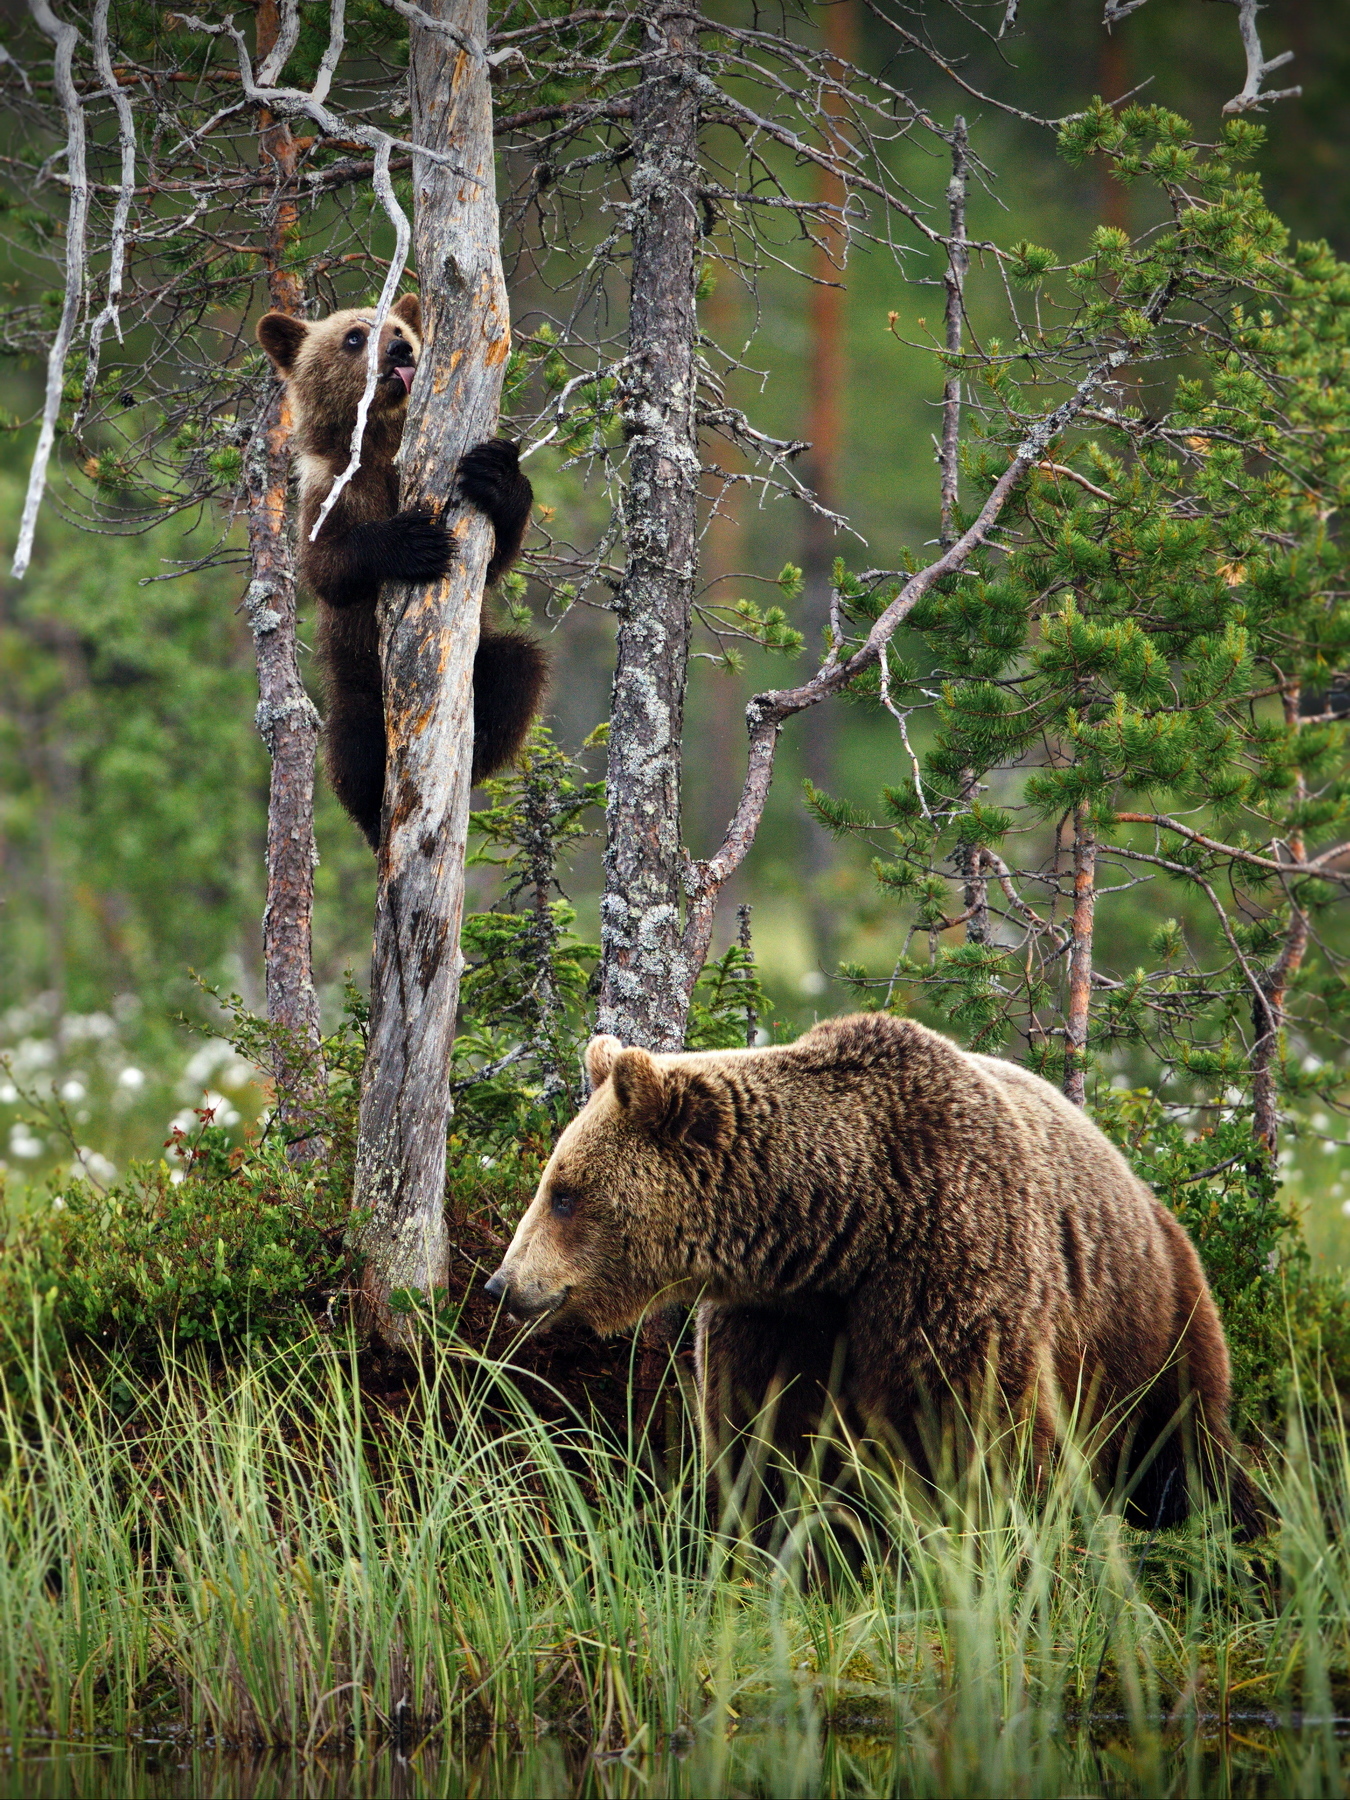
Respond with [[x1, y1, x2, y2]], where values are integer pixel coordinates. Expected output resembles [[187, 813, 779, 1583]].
[[394, 364, 414, 393]]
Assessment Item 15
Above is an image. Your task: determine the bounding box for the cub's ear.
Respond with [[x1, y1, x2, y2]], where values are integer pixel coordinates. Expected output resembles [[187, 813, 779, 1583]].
[[609, 1049, 732, 1154], [257, 312, 308, 374], [584, 1034, 623, 1091], [392, 292, 422, 336]]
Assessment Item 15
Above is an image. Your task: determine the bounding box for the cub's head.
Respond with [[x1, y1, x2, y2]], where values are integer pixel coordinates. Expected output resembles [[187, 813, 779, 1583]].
[[485, 1035, 736, 1334], [256, 294, 423, 435]]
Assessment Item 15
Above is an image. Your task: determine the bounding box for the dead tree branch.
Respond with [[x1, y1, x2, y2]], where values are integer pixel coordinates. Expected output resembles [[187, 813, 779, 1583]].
[[14, 0, 87, 580]]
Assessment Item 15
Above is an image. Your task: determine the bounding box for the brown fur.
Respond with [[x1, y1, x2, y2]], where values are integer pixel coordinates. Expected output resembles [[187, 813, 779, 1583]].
[[487, 1013, 1263, 1535], [256, 295, 546, 848]]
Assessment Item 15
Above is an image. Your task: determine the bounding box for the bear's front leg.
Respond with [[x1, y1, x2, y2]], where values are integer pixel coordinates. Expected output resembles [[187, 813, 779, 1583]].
[[456, 439, 533, 586], [697, 1300, 853, 1534], [307, 512, 454, 608]]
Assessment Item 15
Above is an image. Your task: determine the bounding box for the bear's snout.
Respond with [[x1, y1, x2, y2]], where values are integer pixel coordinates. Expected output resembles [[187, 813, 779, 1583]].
[[483, 1262, 569, 1322]]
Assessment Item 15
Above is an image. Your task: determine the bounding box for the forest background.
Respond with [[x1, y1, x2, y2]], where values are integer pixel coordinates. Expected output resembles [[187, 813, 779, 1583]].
[[2, 0, 1350, 1277]]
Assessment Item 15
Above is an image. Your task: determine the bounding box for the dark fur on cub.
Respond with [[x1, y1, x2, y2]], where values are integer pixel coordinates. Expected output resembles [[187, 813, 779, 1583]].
[[256, 294, 546, 848], [488, 1013, 1264, 1538]]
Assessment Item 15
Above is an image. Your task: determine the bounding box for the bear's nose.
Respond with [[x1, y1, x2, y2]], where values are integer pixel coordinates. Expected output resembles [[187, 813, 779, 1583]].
[[484, 1271, 509, 1304]]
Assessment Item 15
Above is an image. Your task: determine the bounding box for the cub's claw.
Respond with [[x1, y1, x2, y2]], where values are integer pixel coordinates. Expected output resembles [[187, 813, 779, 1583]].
[[387, 510, 454, 583]]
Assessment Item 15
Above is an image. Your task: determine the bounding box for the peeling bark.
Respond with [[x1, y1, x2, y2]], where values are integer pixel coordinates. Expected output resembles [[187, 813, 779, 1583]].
[[349, 0, 510, 1343], [245, 1, 323, 1153], [596, 0, 702, 1054]]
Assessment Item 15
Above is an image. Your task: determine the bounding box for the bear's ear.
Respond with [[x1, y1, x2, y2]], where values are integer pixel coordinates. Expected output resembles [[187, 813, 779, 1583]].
[[659, 1068, 734, 1154], [257, 312, 308, 374], [392, 291, 422, 336], [608, 1046, 663, 1123], [585, 1034, 624, 1090], [609, 1048, 732, 1153]]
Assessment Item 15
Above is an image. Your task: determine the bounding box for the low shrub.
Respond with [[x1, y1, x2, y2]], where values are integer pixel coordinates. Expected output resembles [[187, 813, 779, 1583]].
[[1093, 1086, 1350, 1431], [0, 1127, 349, 1386]]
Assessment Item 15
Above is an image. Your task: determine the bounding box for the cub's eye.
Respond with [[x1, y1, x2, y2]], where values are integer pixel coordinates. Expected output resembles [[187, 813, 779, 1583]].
[[551, 1193, 576, 1219], [343, 329, 366, 350], [391, 328, 404, 339]]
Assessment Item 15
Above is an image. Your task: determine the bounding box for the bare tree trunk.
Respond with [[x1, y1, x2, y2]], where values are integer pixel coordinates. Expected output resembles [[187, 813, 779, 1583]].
[[1251, 688, 1309, 1155], [939, 117, 968, 547], [349, 0, 509, 1343], [596, 0, 701, 1054], [244, 2, 324, 1154], [798, 0, 855, 932], [1063, 804, 1096, 1107], [937, 116, 988, 953]]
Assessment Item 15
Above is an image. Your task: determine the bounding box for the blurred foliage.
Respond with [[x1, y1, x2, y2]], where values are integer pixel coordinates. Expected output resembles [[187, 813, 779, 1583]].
[[0, 475, 266, 1014]]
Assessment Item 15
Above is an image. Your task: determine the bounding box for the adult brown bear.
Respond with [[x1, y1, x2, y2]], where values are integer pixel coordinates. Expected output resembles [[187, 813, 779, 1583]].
[[257, 294, 546, 848], [486, 1013, 1263, 1535]]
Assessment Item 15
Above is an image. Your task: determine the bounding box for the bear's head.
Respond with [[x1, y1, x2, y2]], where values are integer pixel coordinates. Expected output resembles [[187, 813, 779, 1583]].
[[256, 294, 423, 436], [485, 1034, 737, 1333]]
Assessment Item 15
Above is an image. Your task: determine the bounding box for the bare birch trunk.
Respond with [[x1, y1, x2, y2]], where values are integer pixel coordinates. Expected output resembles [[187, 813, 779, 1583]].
[[349, 0, 508, 1342], [1251, 689, 1309, 1156], [1063, 804, 1096, 1107], [244, 3, 324, 1153], [596, 0, 701, 1054]]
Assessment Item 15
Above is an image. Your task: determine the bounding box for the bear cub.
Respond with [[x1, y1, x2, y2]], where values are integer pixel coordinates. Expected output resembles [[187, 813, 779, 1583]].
[[257, 294, 546, 849], [487, 1012, 1263, 1537]]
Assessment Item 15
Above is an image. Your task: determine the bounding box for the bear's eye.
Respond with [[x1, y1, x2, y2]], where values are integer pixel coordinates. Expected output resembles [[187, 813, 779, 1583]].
[[551, 1193, 576, 1219], [343, 328, 366, 351]]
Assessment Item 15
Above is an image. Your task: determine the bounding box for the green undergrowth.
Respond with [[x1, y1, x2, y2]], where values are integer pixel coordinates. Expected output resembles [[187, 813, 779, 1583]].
[[1093, 1087, 1350, 1433], [1, 1326, 1349, 1798]]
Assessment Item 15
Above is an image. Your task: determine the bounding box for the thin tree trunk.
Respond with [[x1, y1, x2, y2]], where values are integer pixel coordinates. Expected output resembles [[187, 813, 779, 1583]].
[[937, 116, 988, 951], [798, 0, 855, 923], [349, 0, 510, 1343], [244, 1, 324, 1154], [1251, 688, 1309, 1155], [1063, 804, 1096, 1106], [697, 270, 747, 898], [939, 117, 968, 547], [596, 0, 701, 1054]]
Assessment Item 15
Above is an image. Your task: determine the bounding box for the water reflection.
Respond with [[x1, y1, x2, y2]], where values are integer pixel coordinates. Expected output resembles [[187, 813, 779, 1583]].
[[1, 1717, 1344, 1800]]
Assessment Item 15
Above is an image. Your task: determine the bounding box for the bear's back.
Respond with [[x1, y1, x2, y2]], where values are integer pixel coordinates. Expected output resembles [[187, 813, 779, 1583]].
[[782, 1013, 1172, 1287]]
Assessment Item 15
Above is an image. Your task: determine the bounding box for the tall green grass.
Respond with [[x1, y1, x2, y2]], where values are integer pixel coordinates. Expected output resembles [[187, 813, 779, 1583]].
[[1, 1319, 1348, 1797]]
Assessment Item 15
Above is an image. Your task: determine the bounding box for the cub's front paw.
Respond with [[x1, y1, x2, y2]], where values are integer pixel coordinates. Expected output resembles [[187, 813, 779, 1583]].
[[386, 510, 454, 583], [457, 439, 530, 519]]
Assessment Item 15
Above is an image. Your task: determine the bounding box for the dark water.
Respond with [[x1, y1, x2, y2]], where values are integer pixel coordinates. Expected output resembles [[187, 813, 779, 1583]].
[[2, 1718, 1347, 1800]]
